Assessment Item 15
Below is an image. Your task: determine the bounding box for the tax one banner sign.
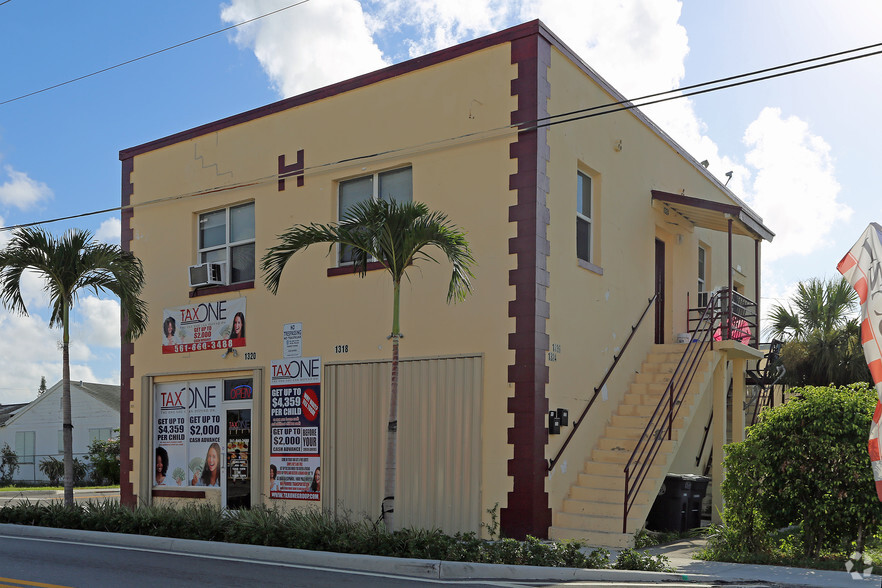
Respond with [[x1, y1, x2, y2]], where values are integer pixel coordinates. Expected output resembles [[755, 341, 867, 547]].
[[269, 356, 321, 500], [161, 298, 246, 354]]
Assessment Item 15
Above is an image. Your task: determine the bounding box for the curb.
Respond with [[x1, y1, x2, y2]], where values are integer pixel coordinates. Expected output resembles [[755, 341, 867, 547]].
[[0, 524, 712, 582]]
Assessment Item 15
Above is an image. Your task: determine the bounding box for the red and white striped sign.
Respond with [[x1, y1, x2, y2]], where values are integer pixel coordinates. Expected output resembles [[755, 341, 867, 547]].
[[838, 222, 882, 500]]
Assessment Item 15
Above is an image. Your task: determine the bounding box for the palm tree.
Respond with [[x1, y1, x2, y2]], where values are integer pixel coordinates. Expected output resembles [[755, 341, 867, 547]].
[[262, 198, 475, 530], [766, 277, 869, 386], [0, 228, 148, 505]]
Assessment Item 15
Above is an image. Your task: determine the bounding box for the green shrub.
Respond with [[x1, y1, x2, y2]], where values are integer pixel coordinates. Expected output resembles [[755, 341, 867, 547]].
[[0, 501, 660, 571], [721, 382, 882, 558], [613, 548, 674, 572], [86, 436, 120, 485], [0, 444, 18, 484], [38, 457, 87, 485]]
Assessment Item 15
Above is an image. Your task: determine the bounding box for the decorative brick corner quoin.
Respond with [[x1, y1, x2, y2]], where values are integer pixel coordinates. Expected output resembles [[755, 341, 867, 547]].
[[500, 32, 553, 540], [120, 157, 136, 508]]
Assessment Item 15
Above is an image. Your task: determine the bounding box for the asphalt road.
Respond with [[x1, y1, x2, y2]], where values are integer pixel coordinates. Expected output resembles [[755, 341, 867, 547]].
[[0, 533, 517, 587]]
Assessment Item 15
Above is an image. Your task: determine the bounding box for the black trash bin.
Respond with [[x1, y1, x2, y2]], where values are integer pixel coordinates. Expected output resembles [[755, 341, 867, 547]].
[[646, 474, 710, 532]]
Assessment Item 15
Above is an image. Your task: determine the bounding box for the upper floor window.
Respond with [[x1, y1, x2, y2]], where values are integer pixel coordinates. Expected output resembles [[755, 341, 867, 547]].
[[338, 167, 412, 264], [198, 202, 255, 284], [576, 171, 593, 263]]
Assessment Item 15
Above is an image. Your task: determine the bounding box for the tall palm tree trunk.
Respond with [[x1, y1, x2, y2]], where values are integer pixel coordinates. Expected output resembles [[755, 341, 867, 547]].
[[383, 281, 402, 531], [62, 305, 74, 506]]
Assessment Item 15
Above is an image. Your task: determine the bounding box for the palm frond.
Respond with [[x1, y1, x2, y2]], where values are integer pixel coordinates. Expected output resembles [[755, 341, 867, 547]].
[[0, 227, 148, 341], [262, 199, 475, 302]]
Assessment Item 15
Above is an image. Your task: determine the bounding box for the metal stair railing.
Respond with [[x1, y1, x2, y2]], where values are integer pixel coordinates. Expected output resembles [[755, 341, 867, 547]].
[[547, 294, 657, 472], [694, 409, 713, 469], [746, 339, 786, 425], [622, 289, 722, 533]]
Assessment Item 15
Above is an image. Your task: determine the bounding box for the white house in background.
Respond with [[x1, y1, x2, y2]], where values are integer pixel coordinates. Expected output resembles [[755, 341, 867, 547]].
[[0, 381, 120, 482]]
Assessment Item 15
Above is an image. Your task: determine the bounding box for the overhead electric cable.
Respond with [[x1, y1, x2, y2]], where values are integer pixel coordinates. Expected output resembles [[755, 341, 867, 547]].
[[0, 0, 313, 107], [1, 38, 881, 232], [529, 46, 882, 131], [531, 39, 882, 127]]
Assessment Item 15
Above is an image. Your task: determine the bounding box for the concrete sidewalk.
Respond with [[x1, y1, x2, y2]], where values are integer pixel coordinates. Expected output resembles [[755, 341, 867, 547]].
[[644, 537, 880, 587], [0, 486, 119, 505]]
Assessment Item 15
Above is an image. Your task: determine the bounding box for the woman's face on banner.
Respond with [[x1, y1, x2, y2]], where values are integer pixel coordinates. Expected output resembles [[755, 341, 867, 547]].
[[207, 446, 219, 472]]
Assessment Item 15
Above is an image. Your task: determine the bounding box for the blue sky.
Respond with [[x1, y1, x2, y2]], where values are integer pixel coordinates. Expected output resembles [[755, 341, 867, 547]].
[[0, 0, 879, 403]]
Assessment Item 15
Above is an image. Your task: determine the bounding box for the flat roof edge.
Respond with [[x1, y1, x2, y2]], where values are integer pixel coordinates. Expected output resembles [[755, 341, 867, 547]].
[[119, 20, 543, 161]]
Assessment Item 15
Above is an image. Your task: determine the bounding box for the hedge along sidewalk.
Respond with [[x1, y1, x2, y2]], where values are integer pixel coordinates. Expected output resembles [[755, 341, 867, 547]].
[[0, 524, 705, 583]]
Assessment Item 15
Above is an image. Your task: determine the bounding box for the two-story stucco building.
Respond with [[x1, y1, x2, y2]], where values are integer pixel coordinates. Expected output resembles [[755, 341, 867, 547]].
[[119, 20, 772, 545]]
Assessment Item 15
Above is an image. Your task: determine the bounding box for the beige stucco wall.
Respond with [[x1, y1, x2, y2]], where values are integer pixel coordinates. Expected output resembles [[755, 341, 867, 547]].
[[127, 43, 520, 527], [126, 33, 765, 534], [541, 47, 762, 508]]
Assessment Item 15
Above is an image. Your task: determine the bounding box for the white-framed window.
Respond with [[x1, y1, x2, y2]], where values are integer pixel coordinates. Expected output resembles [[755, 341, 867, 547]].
[[576, 171, 593, 263], [697, 245, 707, 307], [15, 431, 35, 464], [198, 202, 255, 285], [58, 430, 64, 454], [89, 428, 114, 443], [338, 167, 413, 264]]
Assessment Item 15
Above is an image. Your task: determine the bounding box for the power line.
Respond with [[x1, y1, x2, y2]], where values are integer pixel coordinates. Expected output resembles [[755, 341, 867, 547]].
[[0, 0, 313, 107], [1, 38, 881, 233], [530, 45, 882, 131], [531, 39, 882, 129]]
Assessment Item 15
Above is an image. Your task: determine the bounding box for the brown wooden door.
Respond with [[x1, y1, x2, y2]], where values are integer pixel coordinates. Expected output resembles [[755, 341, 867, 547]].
[[655, 239, 665, 344]]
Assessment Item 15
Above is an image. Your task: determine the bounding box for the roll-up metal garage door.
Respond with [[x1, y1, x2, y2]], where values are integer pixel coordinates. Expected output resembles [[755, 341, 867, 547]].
[[324, 354, 483, 534]]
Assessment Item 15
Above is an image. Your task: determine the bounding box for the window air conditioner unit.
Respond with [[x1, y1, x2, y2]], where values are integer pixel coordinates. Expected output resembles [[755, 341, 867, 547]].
[[188, 262, 225, 287]]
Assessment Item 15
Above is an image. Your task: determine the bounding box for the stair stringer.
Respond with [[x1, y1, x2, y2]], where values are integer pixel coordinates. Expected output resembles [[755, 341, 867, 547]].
[[549, 343, 723, 548]]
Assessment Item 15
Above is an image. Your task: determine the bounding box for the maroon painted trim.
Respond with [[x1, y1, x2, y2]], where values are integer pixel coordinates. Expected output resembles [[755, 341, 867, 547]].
[[651, 190, 741, 216], [651, 190, 774, 242], [499, 34, 552, 541], [189, 281, 254, 299], [278, 149, 305, 191], [152, 489, 207, 499], [120, 157, 136, 509], [120, 21, 543, 161], [327, 261, 387, 277]]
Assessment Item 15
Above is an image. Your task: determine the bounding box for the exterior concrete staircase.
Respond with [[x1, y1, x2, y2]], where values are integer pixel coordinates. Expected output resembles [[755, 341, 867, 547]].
[[549, 343, 719, 548]]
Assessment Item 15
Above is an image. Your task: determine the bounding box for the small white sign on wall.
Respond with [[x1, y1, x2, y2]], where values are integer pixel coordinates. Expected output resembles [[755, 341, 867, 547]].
[[283, 323, 303, 359]]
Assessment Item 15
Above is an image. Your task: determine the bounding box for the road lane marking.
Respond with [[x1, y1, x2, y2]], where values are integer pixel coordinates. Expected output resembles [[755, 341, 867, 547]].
[[0, 577, 72, 588]]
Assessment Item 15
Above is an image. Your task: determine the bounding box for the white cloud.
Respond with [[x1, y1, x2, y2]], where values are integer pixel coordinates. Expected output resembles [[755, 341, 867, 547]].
[[742, 107, 849, 262], [75, 296, 121, 349], [520, 0, 688, 97], [96, 217, 121, 245], [0, 301, 121, 403], [18, 269, 53, 311], [0, 165, 53, 210], [221, 0, 388, 97], [0, 313, 63, 403], [369, 0, 514, 56]]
